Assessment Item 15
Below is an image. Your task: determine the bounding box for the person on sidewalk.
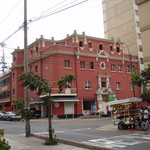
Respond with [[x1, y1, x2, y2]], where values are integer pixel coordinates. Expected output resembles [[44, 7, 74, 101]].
[[143, 106, 149, 122], [97, 108, 102, 119]]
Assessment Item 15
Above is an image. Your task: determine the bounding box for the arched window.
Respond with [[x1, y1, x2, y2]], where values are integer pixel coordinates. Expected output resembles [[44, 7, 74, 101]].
[[88, 42, 92, 48], [79, 41, 83, 47], [117, 47, 120, 53], [99, 44, 103, 50], [110, 45, 113, 52]]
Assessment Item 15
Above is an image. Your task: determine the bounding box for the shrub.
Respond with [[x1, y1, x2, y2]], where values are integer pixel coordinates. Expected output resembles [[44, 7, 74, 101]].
[[0, 136, 11, 150], [44, 135, 58, 145]]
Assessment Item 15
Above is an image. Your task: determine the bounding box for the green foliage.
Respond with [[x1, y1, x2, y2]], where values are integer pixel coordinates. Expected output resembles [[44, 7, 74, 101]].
[[13, 98, 24, 116], [44, 128, 58, 145], [18, 71, 51, 96], [13, 98, 32, 119], [0, 136, 11, 150], [57, 73, 76, 93], [131, 65, 150, 103], [44, 137, 58, 145], [131, 65, 150, 87], [131, 72, 142, 87], [141, 88, 150, 103], [18, 72, 75, 143]]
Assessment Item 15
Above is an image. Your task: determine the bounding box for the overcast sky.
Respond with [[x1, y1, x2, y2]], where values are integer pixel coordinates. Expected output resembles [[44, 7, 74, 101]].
[[0, 0, 104, 70]]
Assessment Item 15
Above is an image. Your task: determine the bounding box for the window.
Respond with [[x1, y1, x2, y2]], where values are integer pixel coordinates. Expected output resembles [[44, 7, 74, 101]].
[[118, 65, 122, 72], [31, 49, 33, 57], [140, 58, 144, 64], [30, 66, 32, 72], [80, 61, 85, 69], [35, 65, 38, 73], [126, 65, 130, 73], [36, 47, 38, 54], [139, 45, 143, 52], [136, 21, 140, 27], [138, 33, 141, 39], [102, 82, 106, 87], [85, 81, 91, 89], [100, 62, 106, 70], [64, 60, 70, 68], [116, 47, 120, 53], [79, 41, 83, 47], [135, 9, 139, 16], [13, 89, 15, 95], [130, 83, 133, 90], [132, 66, 135, 72], [88, 42, 92, 48], [116, 82, 120, 90], [89, 62, 94, 70], [111, 64, 115, 72], [99, 44, 103, 50], [13, 56, 16, 61], [13, 73, 15, 80], [110, 45, 113, 52]]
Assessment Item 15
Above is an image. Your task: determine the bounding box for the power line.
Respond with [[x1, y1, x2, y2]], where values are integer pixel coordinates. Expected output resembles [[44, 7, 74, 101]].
[[30, 0, 88, 23], [40, 0, 70, 16], [0, 0, 21, 25], [39, 0, 79, 18], [0, 0, 88, 48], [0, 22, 24, 47]]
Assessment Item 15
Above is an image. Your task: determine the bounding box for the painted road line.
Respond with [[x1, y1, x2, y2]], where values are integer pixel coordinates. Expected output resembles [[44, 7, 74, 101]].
[[82, 133, 150, 149], [72, 128, 91, 132]]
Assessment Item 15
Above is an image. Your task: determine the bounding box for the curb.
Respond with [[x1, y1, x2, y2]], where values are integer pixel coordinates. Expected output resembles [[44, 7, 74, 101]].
[[31, 133, 118, 150], [30, 117, 111, 122]]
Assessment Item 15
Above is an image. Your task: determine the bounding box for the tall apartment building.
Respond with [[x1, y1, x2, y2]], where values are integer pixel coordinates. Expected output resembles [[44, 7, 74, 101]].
[[102, 0, 144, 71], [136, 0, 150, 67], [11, 31, 140, 118]]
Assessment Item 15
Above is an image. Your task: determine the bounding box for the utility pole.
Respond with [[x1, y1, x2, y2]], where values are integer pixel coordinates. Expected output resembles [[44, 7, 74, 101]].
[[24, 0, 30, 137], [124, 43, 135, 97]]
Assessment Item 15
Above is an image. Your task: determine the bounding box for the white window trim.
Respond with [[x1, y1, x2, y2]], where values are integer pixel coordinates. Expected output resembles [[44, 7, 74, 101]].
[[85, 81, 91, 90], [100, 62, 106, 70]]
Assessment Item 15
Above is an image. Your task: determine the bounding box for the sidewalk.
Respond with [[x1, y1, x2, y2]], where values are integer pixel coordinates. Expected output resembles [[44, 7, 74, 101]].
[[5, 134, 88, 150]]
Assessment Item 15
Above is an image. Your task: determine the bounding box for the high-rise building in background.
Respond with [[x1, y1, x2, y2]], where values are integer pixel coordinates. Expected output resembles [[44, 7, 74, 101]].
[[102, 0, 144, 71], [135, 0, 150, 67]]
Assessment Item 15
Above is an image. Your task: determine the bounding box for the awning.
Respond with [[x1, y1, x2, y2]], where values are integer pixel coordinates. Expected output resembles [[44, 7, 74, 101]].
[[52, 96, 79, 102], [107, 97, 142, 106], [30, 96, 79, 104], [0, 100, 10, 104]]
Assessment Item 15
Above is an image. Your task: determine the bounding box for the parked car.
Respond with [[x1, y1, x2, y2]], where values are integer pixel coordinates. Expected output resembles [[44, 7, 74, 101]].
[[30, 108, 41, 118], [2, 111, 21, 121], [0, 111, 6, 120]]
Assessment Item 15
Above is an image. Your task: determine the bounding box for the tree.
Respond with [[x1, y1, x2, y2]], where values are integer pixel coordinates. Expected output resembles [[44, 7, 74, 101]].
[[18, 72, 75, 143], [131, 65, 150, 102], [13, 98, 25, 118]]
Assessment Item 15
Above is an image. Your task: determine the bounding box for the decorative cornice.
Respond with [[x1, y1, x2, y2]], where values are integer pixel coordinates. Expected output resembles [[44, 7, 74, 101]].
[[11, 64, 24, 70], [12, 50, 139, 68]]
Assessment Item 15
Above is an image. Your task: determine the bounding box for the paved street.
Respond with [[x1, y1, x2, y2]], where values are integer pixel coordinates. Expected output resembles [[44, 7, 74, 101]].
[[1, 118, 150, 149]]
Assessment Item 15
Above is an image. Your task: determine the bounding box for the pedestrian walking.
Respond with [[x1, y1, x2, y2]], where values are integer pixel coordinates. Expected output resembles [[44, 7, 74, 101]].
[[97, 108, 102, 119]]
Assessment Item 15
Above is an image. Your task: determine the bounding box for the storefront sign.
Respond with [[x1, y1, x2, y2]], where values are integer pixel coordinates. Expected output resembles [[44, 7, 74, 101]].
[[108, 94, 116, 101]]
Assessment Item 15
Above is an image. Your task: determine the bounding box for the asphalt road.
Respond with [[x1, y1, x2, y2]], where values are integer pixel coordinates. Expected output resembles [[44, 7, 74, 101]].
[[1, 118, 150, 150]]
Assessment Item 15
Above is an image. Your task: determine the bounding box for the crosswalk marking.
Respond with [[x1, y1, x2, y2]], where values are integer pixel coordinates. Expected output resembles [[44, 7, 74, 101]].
[[82, 133, 150, 149]]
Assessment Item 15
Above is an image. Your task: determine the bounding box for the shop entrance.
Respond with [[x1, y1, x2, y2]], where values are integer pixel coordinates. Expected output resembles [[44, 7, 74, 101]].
[[83, 100, 96, 115]]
